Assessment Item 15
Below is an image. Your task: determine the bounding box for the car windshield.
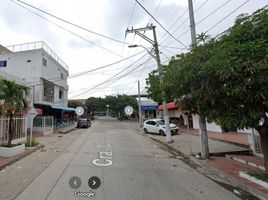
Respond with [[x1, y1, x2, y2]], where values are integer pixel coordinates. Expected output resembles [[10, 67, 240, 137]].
[[156, 120, 165, 125]]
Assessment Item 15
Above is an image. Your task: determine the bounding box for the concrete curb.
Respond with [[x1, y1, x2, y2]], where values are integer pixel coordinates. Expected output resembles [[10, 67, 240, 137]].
[[134, 127, 267, 200], [0, 144, 42, 171]]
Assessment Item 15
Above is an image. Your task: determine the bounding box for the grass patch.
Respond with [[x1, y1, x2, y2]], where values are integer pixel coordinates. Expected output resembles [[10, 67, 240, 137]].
[[247, 171, 268, 183], [25, 138, 39, 147]]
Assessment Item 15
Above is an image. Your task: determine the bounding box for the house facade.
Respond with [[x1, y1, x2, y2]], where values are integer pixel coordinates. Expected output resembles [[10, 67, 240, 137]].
[[0, 41, 69, 107], [0, 41, 75, 133]]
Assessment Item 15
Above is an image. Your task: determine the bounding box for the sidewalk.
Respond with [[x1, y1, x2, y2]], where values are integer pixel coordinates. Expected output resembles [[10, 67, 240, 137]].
[[142, 130, 268, 200], [0, 124, 76, 171], [179, 126, 249, 147]]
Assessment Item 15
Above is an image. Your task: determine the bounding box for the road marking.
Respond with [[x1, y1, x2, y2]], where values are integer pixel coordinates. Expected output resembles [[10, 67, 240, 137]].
[[92, 144, 113, 167]]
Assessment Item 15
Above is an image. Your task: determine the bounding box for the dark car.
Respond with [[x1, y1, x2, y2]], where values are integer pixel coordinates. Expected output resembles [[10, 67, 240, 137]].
[[76, 118, 91, 128]]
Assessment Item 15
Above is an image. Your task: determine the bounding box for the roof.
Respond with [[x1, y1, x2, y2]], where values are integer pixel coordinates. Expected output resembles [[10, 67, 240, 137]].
[[158, 102, 177, 111]]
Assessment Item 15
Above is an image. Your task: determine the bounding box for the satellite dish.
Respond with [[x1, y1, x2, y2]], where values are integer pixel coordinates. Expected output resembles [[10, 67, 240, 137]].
[[124, 106, 134, 116], [75, 106, 84, 116]]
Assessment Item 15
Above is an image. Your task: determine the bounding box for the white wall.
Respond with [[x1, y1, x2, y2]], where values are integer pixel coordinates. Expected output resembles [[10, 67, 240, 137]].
[[192, 114, 223, 133], [0, 49, 68, 107]]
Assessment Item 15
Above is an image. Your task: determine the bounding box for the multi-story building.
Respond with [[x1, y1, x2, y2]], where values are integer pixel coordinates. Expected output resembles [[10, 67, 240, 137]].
[[0, 41, 75, 126]]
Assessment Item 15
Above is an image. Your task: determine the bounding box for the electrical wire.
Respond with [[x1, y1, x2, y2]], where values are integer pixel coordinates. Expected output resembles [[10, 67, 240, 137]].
[[134, 0, 188, 49], [70, 55, 152, 98], [11, 0, 123, 58], [206, 0, 250, 33], [159, 0, 209, 44], [196, 0, 232, 25], [15, 0, 130, 45], [23, 50, 145, 87]]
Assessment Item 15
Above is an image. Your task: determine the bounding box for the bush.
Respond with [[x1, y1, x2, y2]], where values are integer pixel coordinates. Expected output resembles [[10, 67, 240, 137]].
[[25, 137, 39, 147]]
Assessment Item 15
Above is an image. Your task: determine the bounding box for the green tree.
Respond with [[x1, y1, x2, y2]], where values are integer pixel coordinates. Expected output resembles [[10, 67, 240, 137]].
[[68, 100, 84, 108], [85, 97, 106, 112], [160, 7, 268, 171], [0, 79, 28, 147], [201, 7, 268, 172], [105, 95, 137, 119], [146, 66, 175, 104]]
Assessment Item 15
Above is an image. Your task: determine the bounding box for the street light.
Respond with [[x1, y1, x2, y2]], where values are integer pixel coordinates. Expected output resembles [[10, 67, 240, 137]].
[[128, 45, 156, 60]]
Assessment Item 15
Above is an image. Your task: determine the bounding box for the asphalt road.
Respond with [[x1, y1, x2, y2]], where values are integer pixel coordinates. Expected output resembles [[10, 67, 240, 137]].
[[15, 118, 240, 200]]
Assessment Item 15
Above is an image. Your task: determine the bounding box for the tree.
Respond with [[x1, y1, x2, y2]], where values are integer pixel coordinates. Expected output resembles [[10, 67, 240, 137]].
[[105, 95, 138, 120], [0, 79, 28, 147], [85, 97, 106, 112], [146, 66, 176, 104], [159, 7, 268, 171], [68, 100, 84, 108], [201, 7, 268, 172]]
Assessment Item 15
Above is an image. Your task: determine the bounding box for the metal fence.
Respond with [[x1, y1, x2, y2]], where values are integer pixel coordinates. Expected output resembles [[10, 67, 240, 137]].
[[54, 118, 76, 130], [0, 116, 27, 144], [33, 116, 54, 135]]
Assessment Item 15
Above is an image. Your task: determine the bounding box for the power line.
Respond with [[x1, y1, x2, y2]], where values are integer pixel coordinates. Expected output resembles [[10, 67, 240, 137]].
[[206, 0, 250, 33], [148, 0, 163, 24], [72, 53, 151, 98], [196, 0, 232, 25], [160, 0, 209, 43], [160, 0, 241, 48], [158, 0, 207, 43], [25, 50, 145, 87], [134, 0, 188, 49], [11, 0, 123, 58], [15, 0, 129, 45]]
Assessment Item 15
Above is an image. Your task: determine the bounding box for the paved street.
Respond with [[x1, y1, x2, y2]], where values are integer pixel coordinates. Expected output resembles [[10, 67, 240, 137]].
[[10, 118, 239, 200]]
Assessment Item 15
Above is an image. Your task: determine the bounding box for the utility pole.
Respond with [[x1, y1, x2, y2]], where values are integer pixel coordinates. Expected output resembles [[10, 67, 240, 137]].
[[152, 26, 172, 143], [126, 25, 172, 143], [188, 0, 209, 158], [138, 80, 142, 127]]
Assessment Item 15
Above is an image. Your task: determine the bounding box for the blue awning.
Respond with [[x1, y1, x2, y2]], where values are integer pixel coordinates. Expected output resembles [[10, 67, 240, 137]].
[[141, 105, 158, 110], [51, 105, 76, 112]]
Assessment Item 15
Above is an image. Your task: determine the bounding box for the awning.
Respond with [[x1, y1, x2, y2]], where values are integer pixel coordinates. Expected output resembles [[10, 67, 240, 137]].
[[141, 105, 158, 110], [158, 102, 177, 111], [51, 105, 76, 112]]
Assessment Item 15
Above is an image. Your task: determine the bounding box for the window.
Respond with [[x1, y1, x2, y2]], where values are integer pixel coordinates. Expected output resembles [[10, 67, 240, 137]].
[[0, 60, 7, 67], [42, 58, 47, 67], [60, 73, 64, 80], [59, 90, 63, 99]]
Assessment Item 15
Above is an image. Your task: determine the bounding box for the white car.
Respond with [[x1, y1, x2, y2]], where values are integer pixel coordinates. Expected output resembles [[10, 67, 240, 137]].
[[143, 119, 179, 135]]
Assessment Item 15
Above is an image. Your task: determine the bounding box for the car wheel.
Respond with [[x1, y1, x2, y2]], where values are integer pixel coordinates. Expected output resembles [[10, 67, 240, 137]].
[[144, 128, 148, 134], [159, 130, 165, 136]]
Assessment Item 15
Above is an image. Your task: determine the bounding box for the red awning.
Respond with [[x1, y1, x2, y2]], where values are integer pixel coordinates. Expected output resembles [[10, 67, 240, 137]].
[[158, 102, 177, 111]]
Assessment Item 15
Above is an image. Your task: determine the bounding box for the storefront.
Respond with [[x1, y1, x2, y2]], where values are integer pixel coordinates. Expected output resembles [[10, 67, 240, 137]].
[[140, 100, 158, 120]]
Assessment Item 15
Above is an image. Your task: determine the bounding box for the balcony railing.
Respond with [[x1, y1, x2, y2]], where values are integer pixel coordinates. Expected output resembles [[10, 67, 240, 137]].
[[6, 41, 69, 71]]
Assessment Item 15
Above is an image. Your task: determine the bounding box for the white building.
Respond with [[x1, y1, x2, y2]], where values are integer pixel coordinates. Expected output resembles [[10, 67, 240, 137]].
[[0, 41, 69, 108]]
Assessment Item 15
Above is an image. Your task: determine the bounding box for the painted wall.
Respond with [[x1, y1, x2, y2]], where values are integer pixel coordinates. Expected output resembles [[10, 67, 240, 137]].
[[0, 49, 68, 107], [192, 114, 223, 133]]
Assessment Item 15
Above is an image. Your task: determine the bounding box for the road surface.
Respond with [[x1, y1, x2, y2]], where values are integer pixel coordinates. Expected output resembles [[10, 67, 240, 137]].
[[14, 118, 239, 200]]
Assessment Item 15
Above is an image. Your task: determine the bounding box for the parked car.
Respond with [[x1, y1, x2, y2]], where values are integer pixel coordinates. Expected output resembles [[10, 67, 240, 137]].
[[76, 118, 91, 128], [143, 119, 179, 135]]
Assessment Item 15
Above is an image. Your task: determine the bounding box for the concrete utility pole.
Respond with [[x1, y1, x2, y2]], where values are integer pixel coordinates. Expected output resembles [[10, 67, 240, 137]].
[[188, 0, 209, 158], [138, 80, 142, 127], [126, 25, 172, 143]]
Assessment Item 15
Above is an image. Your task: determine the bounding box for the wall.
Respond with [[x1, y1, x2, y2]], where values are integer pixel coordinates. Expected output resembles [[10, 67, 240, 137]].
[[0, 49, 69, 107], [192, 114, 223, 133]]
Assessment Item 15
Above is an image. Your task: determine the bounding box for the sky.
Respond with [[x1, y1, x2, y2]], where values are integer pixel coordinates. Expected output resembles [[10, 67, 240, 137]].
[[0, 0, 267, 99]]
